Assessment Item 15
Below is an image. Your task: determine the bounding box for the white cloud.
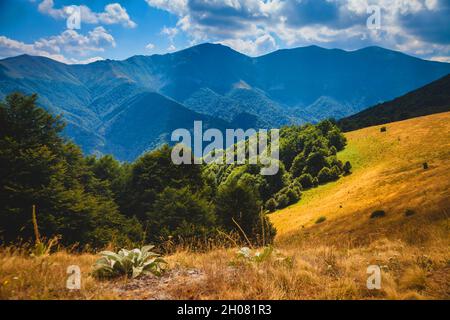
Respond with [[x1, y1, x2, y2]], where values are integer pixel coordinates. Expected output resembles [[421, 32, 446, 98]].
[[38, 0, 136, 28], [0, 27, 115, 64], [144, 0, 450, 59], [219, 32, 278, 56], [145, 0, 188, 16], [145, 43, 156, 50], [72, 56, 105, 64], [38, 0, 65, 18], [430, 56, 450, 63], [161, 26, 179, 40]]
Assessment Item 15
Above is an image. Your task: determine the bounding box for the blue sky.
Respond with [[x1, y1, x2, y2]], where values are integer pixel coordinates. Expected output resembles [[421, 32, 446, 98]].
[[0, 0, 449, 63]]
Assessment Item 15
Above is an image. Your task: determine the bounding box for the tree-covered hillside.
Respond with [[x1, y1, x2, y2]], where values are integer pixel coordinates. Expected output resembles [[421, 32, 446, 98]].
[[0, 93, 350, 249], [339, 74, 450, 131]]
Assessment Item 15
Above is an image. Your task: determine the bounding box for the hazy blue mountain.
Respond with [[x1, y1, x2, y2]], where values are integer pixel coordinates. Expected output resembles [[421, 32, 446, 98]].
[[253, 45, 450, 108], [1, 43, 450, 160], [100, 92, 231, 160]]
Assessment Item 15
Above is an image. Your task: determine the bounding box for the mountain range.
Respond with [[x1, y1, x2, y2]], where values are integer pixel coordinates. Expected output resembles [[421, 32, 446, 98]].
[[1, 43, 449, 161]]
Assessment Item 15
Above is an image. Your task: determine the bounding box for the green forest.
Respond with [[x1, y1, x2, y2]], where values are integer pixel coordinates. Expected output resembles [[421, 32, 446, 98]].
[[0, 93, 350, 249]]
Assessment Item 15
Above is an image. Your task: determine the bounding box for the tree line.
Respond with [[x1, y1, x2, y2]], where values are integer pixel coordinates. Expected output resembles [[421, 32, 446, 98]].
[[0, 93, 350, 249]]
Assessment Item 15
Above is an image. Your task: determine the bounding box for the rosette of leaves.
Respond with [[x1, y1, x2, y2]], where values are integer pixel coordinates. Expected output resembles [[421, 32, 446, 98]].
[[92, 245, 167, 279], [237, 246, 274, 263]]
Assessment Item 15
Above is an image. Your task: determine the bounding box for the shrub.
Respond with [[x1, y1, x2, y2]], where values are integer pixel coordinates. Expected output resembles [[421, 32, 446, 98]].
[[331, 165, 341, 178], [92, 246, 167, 279], [315, 216, 327, 224], [290, 179, 303, 190], [276, 194, 289, 209], [317, 167, 333, 184], [343, 161, 352, 175], [286, 187, 301, 204], [265, 198, 278, 213], [304, 151, 328, 177], [370, 210, 386, 219], [329, 146, 337, 156], [328, 129, 347, 151], [290, 152, 306, 178], [298, 174, 314, 189], [312, 177, 319, 187]]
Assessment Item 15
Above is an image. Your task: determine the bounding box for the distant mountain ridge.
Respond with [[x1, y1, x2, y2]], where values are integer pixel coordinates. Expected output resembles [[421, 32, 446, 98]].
[[1, 43, 450, 160], [338, 74, 450, 131]]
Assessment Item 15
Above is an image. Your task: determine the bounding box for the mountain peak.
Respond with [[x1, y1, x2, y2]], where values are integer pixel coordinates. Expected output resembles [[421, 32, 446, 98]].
[[174, 42, 246, 58]]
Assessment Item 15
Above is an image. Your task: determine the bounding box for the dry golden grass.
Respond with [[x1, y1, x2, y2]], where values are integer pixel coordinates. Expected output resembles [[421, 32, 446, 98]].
[[1, 112, 449, 300], [272, 111, 450, 246], [151, 234, 448, 300], [0, 247, 118, 300]]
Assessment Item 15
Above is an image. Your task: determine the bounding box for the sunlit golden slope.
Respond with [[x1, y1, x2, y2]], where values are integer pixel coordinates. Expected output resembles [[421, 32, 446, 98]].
[[271, 112, 450, 245]]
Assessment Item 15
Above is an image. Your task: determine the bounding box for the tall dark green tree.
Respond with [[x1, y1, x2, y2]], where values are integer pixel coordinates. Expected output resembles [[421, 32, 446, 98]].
[[147, 187, 216, 242], [122, 145, 205, 221], [0, 93, 141, 247], [215, 174, 275, 244]]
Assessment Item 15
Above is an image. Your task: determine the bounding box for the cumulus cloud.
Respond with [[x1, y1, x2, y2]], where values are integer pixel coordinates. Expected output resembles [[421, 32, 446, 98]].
[[161, 26, 179, 40], [145, 0, 450, 59], [430, 55, 450, 63], [145, 43, 156, 50], [145, 0, 188, 16], [0, 27, 115, 64], [38, 0, 137, 28], [220, 33, 278, 56]]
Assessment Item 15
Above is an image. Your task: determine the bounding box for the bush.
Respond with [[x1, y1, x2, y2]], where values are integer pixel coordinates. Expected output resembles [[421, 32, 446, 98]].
[[286, 187, 301, 204], [317, 167, 331, 184], [265, 198, 278, 213], [331, 165, 341, 178], [315, 216, 327, 224], [274, 185, 301, 210], [304, 151, 328, 177], [276, 194, 289, 209], [290, 152, 306, 178], [343, 161, 352, 175], [298, 174, 314, 189], [317, 165, 341, 184], [312, 177, 319, 187], [92, 246, 167, 279], [370, 210, 386, 219], [328, 129, 347, 151], [329, 146, 337, 156]]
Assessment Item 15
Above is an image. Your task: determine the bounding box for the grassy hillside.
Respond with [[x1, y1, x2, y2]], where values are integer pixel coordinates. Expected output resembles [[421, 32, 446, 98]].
[[1, 113, 449, 300], [272, 112, 450, 242]]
